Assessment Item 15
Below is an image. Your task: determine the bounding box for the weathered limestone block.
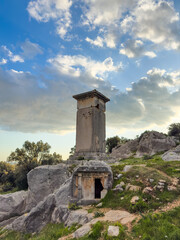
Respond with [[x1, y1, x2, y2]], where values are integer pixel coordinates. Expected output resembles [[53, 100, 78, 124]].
[[65, 209, 93, 227], [162, 145, 180, 161], [136, 131, 176, 157], [108, 226, 119, 237], [111, 139, 139, 159], [27, 163, 70, 203], [0, 191, 28, 222]]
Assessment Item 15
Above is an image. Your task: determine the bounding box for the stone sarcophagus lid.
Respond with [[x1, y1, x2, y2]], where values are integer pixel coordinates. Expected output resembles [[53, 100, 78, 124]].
[[73, 89, 110, 159], [70, 161, 113, 205]]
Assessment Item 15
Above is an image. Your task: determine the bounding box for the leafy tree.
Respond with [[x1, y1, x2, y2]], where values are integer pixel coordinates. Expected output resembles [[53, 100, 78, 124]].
[[106, 136, 129, 153], [41, 152, 62, 165], [0, 161, 15, 185], [168, 123, 180, 138], [7, 140, 62, 190], [69, 145, 76, 155]]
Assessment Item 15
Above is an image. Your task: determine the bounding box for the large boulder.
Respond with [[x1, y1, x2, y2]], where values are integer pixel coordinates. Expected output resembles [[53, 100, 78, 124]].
[[136, 131, 176, 157], [0, 191, 28, 222], [6, 178, 72, 233], [111, 139, 138, 159], [111, 131, 177, 159], [27, 163, 70, 204], [162, 145, 180, 161]]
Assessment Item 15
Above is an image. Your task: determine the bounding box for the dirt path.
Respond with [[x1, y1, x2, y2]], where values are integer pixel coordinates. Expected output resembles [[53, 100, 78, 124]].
[[155, 196, 180, 213]]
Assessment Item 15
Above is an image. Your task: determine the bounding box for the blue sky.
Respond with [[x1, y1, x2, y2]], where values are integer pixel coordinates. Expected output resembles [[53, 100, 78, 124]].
[[0, 0, 180, 160]]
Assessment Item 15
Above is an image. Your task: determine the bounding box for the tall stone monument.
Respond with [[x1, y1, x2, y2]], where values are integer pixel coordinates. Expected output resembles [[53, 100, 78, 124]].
[[73, 89, 110, 159]]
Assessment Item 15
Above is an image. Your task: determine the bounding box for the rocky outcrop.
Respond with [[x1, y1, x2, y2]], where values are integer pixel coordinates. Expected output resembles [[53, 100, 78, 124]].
[[111, 139, 139, 159], [136, 131, 177, 157], [0, 191, 28, 223], [162, 145, 180, 161], [111, 131, 177, 159], [6, 178, 72, 233], [27, 163, 70, 204]]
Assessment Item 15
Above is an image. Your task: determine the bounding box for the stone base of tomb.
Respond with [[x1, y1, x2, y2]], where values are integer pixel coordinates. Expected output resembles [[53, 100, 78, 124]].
[[68, 151, 109, 161]]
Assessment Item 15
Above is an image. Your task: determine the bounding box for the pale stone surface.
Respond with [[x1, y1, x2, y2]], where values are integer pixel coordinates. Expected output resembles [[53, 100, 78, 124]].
[[123, 165, 132, 172], [27, 164, 70, 203], [0, 191, 28, 222], [130, 196, 139, 204], [111, 139, 139, 159], [113, 184, 123, 192], [162, 145, 180, 161], [72, 223, 91, 239], [108, 226, 119, 237], [111, 131, 177, 159], [65, 209, 93, 227], [72, 210, 136, 239], [96, 202, 103, 208], [143, 187, 153, 194], [126, 184, 141, 191]]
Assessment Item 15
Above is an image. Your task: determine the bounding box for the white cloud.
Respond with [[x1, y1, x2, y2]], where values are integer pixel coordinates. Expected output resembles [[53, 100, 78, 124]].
[[21, 39, 43, 59], [120, 39, 156, 58], [48, 54, 122, 80], [126, 0, 180, 50], [82, 0, 136, 26], [108, 67, 180, 129], [27, 0, 72, 38], [0, 58, 7, 65], [86, 36, 104, 47], [82, 0, 180, 53], [10, 55, 24, 63], [2, 46, 24, 63]]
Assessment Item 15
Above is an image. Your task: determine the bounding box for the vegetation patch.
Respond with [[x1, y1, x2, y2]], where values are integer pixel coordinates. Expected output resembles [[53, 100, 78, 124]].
[[0, 223, 78, 240], [102, 165, 179, 213], [132, 207, 180, 240]]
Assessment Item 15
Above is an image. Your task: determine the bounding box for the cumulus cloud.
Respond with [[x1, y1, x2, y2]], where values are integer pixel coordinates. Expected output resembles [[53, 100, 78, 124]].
[[48, 54, 123, 80], [0, 60, 180, 134], [27, 0, 72, 38], [82, 0, 136, 26], [82, 0, 180, 54], [21, 39, 43, 59], [85, 36, 104, 47], [120, 39, 156, 58], [2, 46, 24, 63], [108, 68, 180, 129], [0, 58, 7, 65], [122, 0, 180, 50]]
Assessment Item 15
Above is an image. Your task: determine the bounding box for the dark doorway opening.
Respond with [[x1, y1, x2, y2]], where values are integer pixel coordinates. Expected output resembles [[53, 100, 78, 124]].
[[95, 178, 103, 199]]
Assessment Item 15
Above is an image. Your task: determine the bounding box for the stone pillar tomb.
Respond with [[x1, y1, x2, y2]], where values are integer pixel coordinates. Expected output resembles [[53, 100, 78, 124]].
[[73, 89, 110, 159]]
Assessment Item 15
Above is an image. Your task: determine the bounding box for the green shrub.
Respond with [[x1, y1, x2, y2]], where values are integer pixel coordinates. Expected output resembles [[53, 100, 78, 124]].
[[94, 211, 105, 218], [2, 183, 14, 192], [68, 202, 81, 210], [130, 198, 149, 213], [143, 155, 152, 160], [79, 221, 104, 240], [77, 156, 84, 160]]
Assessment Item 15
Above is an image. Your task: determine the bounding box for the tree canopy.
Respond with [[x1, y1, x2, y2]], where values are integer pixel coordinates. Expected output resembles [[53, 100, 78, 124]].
[[168, 123, 180, 139], [7, 140, 62, 190], [106, 136, 129, 153]]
